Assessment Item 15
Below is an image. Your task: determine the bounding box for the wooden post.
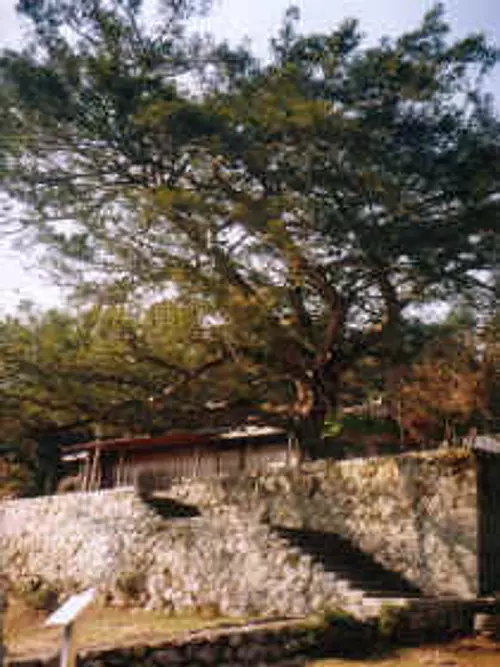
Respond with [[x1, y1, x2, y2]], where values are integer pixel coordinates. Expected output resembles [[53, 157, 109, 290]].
[[95, 446, 102, 489], [88, 448, 97, 491], [89, 446, 102, 491], [82, 455, 91, 491], [193, 448, 201, 478], [116, 452, 124, 487]]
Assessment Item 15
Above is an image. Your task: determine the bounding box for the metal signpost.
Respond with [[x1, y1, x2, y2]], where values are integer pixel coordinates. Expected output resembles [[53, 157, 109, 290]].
[[45, 588, 96, 667]]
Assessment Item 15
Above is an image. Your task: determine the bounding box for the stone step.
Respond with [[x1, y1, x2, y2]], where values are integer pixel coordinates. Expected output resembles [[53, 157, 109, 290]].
[[272, 525, 422, 615]]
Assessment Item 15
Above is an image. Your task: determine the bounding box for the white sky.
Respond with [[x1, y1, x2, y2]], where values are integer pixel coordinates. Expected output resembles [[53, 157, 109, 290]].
[[0, 0, 499, 314]]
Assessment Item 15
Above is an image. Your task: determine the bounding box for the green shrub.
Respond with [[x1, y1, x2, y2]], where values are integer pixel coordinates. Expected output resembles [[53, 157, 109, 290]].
[[322, 414, 343, 438], [15, 577, 60, 611], [115, 571, 146, 602], [195, 602, 221, 620], [320, 607, 359, 630], [377, 603, 406, 640]]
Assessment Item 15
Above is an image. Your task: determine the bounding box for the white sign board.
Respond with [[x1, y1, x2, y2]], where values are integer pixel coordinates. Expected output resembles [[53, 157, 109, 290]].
[[45, 588, 96, 627]]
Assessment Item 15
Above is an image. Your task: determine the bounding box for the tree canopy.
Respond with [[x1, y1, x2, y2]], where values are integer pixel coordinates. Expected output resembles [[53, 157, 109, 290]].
[[1, 1, 499, 458]]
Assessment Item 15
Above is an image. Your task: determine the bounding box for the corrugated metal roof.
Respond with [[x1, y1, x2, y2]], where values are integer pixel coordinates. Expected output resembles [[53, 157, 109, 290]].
[[62, 426, 287, 455], [62, 431, 214, 454]]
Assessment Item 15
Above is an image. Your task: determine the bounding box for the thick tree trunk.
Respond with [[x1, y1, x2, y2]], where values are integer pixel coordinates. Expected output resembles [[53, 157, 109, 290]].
[[295, 408, 327, 460], [379, 272, 404, 421], [293, 372, 336, 460], [37, 440, 60, 495]]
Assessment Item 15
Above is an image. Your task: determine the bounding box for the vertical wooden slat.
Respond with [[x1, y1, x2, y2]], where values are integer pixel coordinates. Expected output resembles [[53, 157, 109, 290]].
[[95, 446, 102, 490], [88, 447, 100, 491], [116, 452, 124, 486], [194, 448, 201, 478], [82, 455, 90, 492]]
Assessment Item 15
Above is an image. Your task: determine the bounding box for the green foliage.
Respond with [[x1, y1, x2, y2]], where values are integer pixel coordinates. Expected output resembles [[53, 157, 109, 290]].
[[115, 571, 146, 603], [0, 1, 498, 456], [14, 577, 60, 612], [320, 607, 359, 631], [340, 415, 400, 437], [0, 294, 290, 492], [0, 451, 37, 498], [377, 603, 407, 641], [322, 414, 343, 438], [0, 299, 254, 493]]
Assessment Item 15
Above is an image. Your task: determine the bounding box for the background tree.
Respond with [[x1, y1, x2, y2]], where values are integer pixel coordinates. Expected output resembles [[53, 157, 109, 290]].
[[1, 2, 498, 458], [398, 309, 494, 444]]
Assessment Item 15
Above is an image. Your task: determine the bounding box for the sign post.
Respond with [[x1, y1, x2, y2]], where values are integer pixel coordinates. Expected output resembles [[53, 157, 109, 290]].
[[45, 588, 96, 667]]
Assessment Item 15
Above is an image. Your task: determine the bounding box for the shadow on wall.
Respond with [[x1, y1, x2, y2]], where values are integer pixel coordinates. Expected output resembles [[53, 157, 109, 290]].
[[274, 526, 422, 597], [142, 496, 201, 519]]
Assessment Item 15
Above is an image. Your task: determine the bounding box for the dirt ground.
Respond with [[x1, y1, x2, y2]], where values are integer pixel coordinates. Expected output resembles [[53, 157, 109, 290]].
[[309, 637, 500, 666], [4, 597, 244, 660], [6, 597, 500, 666]]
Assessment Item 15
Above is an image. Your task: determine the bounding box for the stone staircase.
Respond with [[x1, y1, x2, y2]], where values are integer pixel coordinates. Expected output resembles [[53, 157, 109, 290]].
[[274, 526, 422, 619], [145, 491, 423, 620]]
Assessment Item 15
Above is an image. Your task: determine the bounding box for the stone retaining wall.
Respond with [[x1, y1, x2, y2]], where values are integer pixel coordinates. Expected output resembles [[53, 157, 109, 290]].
[[0, 448, 479, 618], [0, 490, 346, 617], [6, 620, 337, 667], [166, 448, 479, 597], [5, 602, 485, 667]]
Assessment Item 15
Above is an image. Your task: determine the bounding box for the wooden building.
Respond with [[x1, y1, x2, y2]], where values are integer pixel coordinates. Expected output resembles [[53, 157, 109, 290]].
[[60, 426, 295, 493]]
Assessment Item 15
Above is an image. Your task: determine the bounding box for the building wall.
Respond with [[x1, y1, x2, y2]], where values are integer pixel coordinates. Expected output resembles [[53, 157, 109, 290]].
[[0, 448, 479, 619], [87, 440, 292, 491]]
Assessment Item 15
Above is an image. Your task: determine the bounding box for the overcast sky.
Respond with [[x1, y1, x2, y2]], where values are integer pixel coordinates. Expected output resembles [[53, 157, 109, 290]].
[[0, 0, 499, 313]]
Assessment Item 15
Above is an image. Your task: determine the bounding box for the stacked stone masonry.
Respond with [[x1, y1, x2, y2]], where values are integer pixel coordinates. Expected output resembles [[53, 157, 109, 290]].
[[0, 448, 479, 620], [5, 620, 344, 667]]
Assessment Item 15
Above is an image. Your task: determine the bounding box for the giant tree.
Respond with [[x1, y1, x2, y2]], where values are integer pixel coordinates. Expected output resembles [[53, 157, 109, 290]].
[[1, 2, 499, 457]]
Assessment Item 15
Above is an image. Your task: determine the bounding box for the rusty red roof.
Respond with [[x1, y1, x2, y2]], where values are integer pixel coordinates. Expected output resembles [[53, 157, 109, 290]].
[[62, 426, 287, 455], [62, 431, 216, 454]]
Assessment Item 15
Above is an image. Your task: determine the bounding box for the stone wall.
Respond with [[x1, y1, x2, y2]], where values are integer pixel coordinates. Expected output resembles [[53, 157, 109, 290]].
[[5, 601, 485, 667], [166, 448, 479, 597], [6, 619, 360, 667], [0, 489, 346, 618], [0, 448, 479, 620]]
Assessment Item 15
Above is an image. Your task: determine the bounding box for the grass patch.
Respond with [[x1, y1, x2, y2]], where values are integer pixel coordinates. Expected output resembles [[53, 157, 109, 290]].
[[4, 596, 246, 660], [7, 595, 500, 667]]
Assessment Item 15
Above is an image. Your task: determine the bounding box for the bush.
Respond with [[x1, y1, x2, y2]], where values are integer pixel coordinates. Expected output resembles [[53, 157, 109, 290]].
[[317, 608, 376, 657], [115, 571, 146, 602], [195, 602, 221, 620], [15, 577, 60, 612], [57, 475, 82, 494], [377, 603, 406, 641]]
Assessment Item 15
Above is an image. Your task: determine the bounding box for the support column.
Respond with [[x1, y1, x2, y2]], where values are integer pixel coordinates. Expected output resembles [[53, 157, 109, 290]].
[[60, 622, 74, 667]]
